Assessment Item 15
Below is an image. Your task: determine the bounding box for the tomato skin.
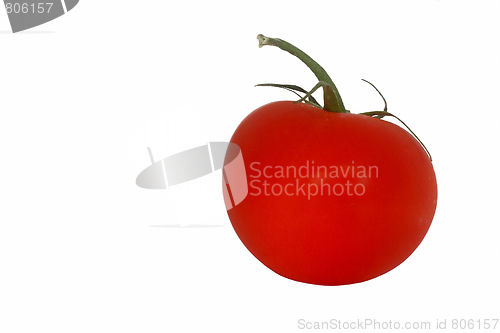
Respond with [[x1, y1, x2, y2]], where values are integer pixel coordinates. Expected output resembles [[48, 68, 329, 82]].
[[225, 101, 437, 286]]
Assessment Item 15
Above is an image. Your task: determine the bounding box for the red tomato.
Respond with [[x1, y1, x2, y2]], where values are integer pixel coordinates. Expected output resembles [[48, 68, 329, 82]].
[[225, 100, 437, 286]]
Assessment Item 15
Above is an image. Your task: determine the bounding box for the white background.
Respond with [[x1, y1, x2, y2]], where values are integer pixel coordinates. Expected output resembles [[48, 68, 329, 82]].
[[1, 0, 499, 332]]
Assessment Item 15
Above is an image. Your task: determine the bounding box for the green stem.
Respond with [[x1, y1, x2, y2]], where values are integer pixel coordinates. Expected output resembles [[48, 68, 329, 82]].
[[257, 34, 347, 113]]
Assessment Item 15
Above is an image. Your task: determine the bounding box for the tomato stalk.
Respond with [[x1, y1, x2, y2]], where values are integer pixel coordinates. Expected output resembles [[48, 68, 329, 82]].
[[256, 34, 433, 162], [257, 34, 347, 113]]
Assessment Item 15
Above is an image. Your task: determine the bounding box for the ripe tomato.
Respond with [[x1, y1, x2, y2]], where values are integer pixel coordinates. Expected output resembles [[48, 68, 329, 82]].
[[225, 100, 437, 285]]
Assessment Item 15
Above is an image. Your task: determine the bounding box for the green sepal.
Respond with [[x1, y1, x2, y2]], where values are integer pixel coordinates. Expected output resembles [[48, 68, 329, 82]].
[[255, 83, 321, 106], [360, 111, 432, 162]]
